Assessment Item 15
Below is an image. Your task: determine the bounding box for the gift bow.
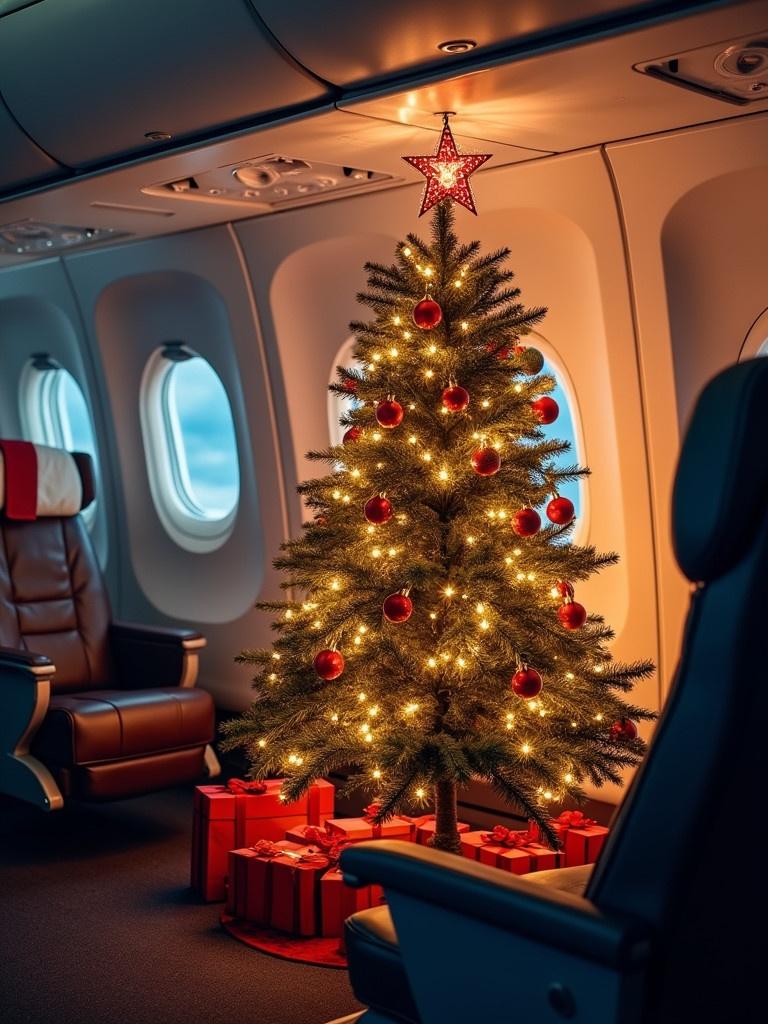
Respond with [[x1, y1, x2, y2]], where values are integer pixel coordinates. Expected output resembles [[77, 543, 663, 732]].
[[301, 825, 350, 864], [226, 778, 268, 794], [480, 825, 538, 849], [249, 839, 331, 866], [362, 803, 382, 824], [553, 810, 595, 830], [249, 839, 284, 857]]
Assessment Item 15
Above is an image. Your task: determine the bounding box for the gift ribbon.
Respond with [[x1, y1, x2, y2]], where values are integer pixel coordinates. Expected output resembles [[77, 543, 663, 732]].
[[480, 825, 539, 849], [226, 778, 268, 794], [400, 813, 435, 828]]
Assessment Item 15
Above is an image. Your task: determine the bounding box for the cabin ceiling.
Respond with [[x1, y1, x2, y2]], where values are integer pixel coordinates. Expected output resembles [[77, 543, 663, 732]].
[[0, 0, 765, 267]]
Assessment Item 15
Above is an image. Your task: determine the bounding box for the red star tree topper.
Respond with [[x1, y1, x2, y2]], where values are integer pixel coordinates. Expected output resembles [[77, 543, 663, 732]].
[[403, 114, 492, 216]]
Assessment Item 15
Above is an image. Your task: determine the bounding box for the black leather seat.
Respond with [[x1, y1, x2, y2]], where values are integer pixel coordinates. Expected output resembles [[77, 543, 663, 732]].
[[345, 865, 594, 1023], [342, 358, 768, 1024], [0, 441, 218, 810]]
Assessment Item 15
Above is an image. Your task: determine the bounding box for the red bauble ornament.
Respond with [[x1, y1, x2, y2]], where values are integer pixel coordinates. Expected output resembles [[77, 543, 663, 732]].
[[442, 385, 470, 412], [382, 592, 413, 623], [343, 426, 362, 445], [512, 507, 541, 537], [610, 718, 638, 741], [511, 667, 543, 699], [403, 114, 492, 217], [558, 602, 587, 630], [376, 398, 404, 429], [547, 496, 575, 525], [313, 649, 344, 680], [486, 341, 511, 360], [364, 495, 393, 525], [531, 396, 559, 424], [412, 297, 443, 330], [471, 446, 501, 476], [342, 377, 358, 393]]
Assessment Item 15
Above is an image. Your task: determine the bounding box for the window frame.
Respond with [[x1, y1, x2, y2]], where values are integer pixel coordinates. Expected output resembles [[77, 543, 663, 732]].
[[328, 335, 363, 448], [19, 360, 99, 527], [139, 346, 240, 554]]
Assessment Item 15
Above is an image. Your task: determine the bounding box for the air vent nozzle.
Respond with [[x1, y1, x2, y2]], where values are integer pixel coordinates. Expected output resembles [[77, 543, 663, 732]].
[[635, 33, 768, 104]]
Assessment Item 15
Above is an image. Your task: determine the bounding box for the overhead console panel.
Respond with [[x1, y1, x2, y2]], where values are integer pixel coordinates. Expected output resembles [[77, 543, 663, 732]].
[[0, 0, 330, 169]]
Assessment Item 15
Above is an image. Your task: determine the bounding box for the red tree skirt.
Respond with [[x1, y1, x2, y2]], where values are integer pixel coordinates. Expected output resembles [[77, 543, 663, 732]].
[[220, 913, 348, 969]]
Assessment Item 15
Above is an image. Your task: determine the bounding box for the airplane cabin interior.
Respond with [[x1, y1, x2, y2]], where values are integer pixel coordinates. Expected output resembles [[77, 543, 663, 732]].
[[1, 2, 767, 1023]]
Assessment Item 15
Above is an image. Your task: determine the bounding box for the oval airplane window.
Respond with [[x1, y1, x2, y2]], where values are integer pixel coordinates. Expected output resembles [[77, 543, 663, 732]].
[[141, 346, 240, 552], [740, 307, 768, 360], [20, 360, 99, 525], [328, 335, 364, 446]]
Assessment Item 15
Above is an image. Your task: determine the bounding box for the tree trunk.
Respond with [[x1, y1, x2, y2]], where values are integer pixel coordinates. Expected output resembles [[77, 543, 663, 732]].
[[431, 779, 462, 854]]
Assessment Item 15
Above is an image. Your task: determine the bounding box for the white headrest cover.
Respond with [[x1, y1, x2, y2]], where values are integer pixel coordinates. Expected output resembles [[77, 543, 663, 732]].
[[0, 444, 83, 517]]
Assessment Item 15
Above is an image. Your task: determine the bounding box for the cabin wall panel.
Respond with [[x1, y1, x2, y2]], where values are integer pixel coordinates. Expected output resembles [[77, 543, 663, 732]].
[[62, 228, 288, 710], [606, 111, 768, 703], [0, 259, 112, 569]]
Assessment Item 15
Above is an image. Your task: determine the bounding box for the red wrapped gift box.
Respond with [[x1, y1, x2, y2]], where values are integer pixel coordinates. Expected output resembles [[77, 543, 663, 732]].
[[269, 846, 330, 937], [320, 868, 373, 939], [325, 816, 412, 842], [462, 827, 561, 874], [226, 841, 303, 923], [191, 778, 334, 901], [529, 812, 609, 868]]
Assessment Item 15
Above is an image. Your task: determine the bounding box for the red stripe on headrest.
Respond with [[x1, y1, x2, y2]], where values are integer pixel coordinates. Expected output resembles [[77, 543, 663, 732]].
[[0, 440, 38, 520]]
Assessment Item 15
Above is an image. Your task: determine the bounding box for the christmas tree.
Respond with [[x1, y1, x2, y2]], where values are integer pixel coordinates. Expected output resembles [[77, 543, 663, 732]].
[[222, 201, 654, 853]]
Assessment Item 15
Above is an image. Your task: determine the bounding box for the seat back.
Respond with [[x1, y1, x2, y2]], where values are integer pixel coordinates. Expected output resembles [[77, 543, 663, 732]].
[[586, 359, 768, 1018], [0, 442, 112, 692]]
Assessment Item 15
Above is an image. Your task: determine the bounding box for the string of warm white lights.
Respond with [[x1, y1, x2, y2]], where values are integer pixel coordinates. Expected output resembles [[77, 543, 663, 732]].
[[221, 202, 654, 850]]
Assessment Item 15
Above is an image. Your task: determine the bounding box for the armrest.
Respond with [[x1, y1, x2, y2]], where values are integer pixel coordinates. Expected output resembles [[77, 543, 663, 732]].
[[0, 646, 62, 811], [341, 841, 649, 970], [0, 646, 54, 671], [110, 622, 207, 689], [110, 622, 206, 649]]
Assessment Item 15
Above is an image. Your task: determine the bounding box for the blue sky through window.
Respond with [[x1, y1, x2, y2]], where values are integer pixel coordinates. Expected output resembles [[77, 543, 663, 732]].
[[57, 370, 98, 461], [166, 358, 239, 518], [535, 356, 581, 521]]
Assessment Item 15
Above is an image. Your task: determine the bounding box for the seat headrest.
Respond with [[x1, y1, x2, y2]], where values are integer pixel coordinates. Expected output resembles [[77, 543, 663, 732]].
[[673, 358, 768, 582], [0, 441, 95, 520]]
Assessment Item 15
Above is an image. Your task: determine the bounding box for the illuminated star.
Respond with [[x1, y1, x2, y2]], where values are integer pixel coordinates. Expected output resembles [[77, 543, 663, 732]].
[[403, 117, 491, 216]]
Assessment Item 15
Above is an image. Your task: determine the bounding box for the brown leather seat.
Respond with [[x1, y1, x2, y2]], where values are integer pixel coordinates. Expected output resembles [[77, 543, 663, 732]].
[[0, 442, 218, 810]]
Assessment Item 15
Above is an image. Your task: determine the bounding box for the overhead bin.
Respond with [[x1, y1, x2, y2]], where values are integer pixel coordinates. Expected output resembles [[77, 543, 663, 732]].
[[252, 0, 664, 87], [0, 95, 62, 193], [0, 0, 330, 169]]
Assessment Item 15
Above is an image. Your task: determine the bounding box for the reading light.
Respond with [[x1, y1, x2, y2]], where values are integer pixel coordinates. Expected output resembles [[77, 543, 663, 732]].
[[437, 40, 477, 54]]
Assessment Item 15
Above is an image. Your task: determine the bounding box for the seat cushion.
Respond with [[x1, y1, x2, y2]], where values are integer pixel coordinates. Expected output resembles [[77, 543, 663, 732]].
[[345, 864, 594, 1023], [521, 863, 593, 895], [345, 905, 421, 1024], [31, 687, 214, 766]]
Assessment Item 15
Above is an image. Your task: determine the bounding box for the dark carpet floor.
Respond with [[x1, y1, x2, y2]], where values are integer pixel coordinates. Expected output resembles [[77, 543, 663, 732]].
[[0, 787, 361, 1024]]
